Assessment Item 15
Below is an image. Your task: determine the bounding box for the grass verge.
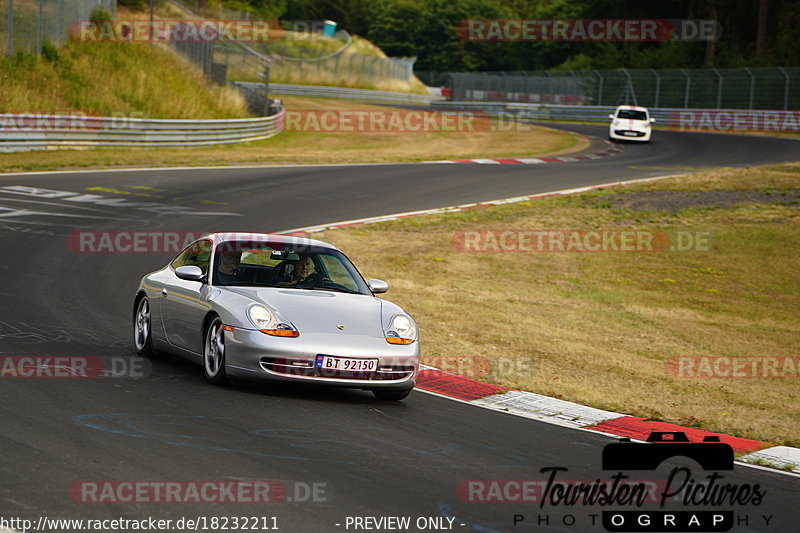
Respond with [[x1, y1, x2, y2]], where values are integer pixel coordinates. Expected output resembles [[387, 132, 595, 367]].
[[310, 162, 800, 446], [0, 96, 581, 173], [0, 40, 249, 118]]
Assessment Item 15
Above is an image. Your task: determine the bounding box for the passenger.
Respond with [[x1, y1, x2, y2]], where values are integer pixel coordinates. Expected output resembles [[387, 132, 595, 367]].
[[216, 251, 242, 284]]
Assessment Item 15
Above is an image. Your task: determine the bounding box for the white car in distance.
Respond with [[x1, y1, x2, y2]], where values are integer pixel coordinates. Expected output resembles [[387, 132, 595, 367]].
[[608, 105, 655, 142]]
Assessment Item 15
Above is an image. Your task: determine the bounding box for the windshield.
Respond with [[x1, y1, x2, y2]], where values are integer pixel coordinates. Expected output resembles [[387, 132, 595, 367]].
[[212, 241, 371, 295], [616, 109, 648, 120]]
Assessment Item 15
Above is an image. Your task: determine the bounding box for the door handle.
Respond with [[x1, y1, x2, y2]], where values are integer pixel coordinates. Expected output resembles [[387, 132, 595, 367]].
[[162, 288, 168, 297]]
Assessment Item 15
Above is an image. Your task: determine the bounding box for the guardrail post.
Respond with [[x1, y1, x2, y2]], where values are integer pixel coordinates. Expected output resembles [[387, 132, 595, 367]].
[[262, 65, 270, 115]]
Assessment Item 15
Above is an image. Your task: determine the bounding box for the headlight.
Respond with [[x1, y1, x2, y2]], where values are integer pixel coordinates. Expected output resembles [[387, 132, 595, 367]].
[[248, 305, 299, 338], [385, 315, 416, 345]]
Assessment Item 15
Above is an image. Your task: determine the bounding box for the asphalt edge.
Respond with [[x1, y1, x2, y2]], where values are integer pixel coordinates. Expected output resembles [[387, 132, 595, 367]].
[[277, 174, 800, 477]]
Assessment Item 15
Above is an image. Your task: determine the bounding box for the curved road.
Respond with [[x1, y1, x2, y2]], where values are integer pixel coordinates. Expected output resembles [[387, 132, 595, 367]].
[[0, 127, 798, 532]]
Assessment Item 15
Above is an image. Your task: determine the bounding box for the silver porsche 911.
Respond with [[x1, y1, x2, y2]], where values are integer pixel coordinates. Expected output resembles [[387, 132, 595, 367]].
[[132, 233, 419, 400]]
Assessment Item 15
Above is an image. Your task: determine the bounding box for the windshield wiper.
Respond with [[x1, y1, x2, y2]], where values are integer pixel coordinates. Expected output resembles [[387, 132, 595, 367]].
[[304, 285, 361, 295]]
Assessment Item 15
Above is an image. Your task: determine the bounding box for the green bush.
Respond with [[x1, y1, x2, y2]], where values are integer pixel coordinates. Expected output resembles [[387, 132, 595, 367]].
[[89, 7, 112, 26], [41, 40, 60, 63]]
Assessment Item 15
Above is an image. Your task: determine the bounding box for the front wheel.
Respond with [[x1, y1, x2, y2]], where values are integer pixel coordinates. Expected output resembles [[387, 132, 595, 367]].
[[134, 296, 158, 358], [373, 388, 413, 401], [204, 316, 228, 385]]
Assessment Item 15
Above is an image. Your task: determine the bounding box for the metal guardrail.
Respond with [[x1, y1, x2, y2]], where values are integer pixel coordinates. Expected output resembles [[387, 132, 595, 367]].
[[238, 82, 443, 104], [0, 109, 285, 153], [430, 101, 797, 126]]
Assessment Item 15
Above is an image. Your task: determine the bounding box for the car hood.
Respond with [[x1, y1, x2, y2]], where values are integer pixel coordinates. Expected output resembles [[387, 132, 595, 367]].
[[224, 287, 385, 337]]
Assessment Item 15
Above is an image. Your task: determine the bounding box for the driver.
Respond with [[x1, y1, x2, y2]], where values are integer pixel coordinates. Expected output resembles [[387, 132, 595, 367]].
[[276, 255, 319, 286]]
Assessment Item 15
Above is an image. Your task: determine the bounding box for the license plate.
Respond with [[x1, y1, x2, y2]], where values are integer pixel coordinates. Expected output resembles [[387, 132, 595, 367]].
[[622, 131, 638, 136], [315, 355, 378, 372]]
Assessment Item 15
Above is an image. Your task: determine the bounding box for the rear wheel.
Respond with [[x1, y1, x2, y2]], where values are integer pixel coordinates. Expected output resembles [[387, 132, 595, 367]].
[[373, 388, 413, 401], [204, 316, 228, 385], [133, 296, 158, 358]]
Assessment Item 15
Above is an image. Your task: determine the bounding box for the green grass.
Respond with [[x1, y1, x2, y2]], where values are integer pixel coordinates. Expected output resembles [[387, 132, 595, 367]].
[[0, 39, 250, 118]]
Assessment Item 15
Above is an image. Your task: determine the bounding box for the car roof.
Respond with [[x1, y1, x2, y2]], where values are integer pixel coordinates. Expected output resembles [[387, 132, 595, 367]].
[[615, 105, 649, 112], [198, 232, 339, 252]]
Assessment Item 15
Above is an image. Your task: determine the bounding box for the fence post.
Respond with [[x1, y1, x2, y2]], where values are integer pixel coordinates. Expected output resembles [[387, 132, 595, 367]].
[[681, 68, 691, 108], [594, 70, 603, 105], [713, 68, 722, 109], [621, 68, 637, 106], [778, 67, 789, 110], [35, 0, 44, 54], [6, 0, 12, 55], [651, 69, 661, 107], [568, 70, 577, 103], [745, 67, 755, 109]]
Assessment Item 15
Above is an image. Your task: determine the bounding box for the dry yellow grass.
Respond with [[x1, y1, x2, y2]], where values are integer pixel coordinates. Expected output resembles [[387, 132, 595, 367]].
[[0, 96, 581, 172], [309, 163, 800, 446]]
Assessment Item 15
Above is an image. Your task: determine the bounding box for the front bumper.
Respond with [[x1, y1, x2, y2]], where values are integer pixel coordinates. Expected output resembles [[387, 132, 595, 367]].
[[223, 328, 419, 389], [609, 128, 651, 141]]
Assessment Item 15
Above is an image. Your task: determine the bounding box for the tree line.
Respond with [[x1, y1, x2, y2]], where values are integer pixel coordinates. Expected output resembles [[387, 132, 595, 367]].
[[211, 0, 799, 70]]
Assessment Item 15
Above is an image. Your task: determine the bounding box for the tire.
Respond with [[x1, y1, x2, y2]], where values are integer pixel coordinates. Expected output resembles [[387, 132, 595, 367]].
[[373, 388, 413, 401], [133, 296, 158, 358], [204, 316, 228, 385]]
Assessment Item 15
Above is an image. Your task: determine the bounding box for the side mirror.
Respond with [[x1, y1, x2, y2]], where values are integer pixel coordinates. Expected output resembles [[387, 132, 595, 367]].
[[175, 265, 204, 282], [650, 117, 656, 123], [608, 114, 615, 119], [368, 279, 389, 294]]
